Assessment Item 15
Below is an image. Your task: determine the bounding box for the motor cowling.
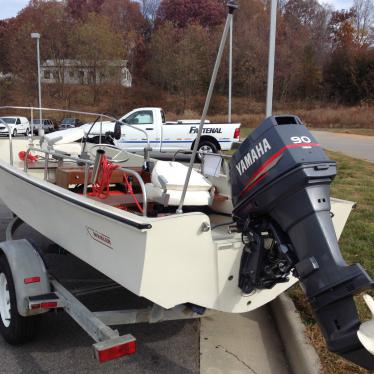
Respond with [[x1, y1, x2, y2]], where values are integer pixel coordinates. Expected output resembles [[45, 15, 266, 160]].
[[230, 115, 374, 369]]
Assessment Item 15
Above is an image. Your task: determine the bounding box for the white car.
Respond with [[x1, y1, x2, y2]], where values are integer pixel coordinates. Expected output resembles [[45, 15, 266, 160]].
[[0, 116, 31, 137]]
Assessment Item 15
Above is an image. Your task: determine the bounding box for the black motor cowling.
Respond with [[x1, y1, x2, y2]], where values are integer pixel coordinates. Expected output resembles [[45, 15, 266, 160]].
[[230, 115, 374, 369]]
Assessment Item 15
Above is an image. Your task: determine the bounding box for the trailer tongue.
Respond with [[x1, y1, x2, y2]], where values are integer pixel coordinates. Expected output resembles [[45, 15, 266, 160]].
[[230, 115, 374, 369]]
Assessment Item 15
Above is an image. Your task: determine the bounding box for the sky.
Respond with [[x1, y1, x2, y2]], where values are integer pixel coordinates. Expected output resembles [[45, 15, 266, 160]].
[[0, 0, 355, 21]]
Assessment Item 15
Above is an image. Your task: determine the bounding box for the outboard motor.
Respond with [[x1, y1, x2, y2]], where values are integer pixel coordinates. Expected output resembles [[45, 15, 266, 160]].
[[230, 115, 374, 369]]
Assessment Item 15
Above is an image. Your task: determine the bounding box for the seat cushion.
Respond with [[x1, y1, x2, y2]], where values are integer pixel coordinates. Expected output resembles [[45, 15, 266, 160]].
[[145, 183, 212, 206], [151, 161, 212, 192]]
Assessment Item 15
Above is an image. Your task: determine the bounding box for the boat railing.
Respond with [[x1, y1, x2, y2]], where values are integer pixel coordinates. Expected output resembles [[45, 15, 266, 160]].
[[0, 105, 152, 164], [23, 146, 148, 217]]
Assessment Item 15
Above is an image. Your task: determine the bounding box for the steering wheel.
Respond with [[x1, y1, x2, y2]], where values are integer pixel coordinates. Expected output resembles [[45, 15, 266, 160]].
[[88, 144, 130, 164]]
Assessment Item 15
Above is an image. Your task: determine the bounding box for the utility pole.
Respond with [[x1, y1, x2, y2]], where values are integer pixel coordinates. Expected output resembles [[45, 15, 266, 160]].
[[266, 0, 277, 118], [31, 32, 43, 135]]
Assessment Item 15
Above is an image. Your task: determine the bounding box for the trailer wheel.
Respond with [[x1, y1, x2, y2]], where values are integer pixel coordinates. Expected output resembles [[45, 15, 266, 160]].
[[0, 256, 38, 345]]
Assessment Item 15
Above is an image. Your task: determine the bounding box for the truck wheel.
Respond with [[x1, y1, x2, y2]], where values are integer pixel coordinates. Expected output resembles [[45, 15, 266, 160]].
[[12, 129, 17, 137], [25, 128, 30, 137], [0, 256, 38, 345], [197, 141, 217, 161]]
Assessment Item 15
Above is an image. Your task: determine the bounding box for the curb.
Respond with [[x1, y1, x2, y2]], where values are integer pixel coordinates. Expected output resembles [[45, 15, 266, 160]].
[[270, 293, 322, 374]]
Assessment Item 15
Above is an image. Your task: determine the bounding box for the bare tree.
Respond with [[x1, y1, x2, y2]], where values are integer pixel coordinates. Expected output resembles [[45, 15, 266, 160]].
[[141, 0, 160, 24], [352, 0, 374, 45]]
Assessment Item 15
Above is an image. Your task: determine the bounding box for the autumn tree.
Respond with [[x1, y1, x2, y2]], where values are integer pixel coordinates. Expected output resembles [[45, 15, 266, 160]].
[[232, 0, 269, 99], [69, 13, 125, 104], [324, 7, 374, 104], [148, 21, 217, 110], [5, 0, 71, 99], [156, 0, 225, 28], [279, 0, 329, 99], [0, 20, 11, 73], [100, 0, 147, 76], [66, 0, 105, 21]]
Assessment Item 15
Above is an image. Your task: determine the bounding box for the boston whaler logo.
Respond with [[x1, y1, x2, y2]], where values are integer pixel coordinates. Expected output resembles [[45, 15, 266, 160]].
[[236, 138, 272, 176], [86, 226, 113, 249]]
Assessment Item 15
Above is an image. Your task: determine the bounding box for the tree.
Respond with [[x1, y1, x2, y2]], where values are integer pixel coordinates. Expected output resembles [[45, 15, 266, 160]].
[[279, 0, 328, 100], [156, 0, 225, 28], [232, 0, 269, 99], [0, 20, 11, 73], [69, 13, 125, 104], [6, 0, 71, 98], [352, 0, 374, 46], [141, 0, 160, 24], [66, 0, 105, 20], [323, 49, 359, 103], [148, 21, 215, 110], [329, 10, 357, 50]]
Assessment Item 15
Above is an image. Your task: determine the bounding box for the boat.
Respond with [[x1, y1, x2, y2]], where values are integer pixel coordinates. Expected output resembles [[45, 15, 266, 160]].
[[0, 1, 373, 369]]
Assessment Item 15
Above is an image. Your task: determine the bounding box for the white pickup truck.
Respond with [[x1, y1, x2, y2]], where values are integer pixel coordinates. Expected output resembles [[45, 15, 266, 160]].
[[82, 107, 241, 154]]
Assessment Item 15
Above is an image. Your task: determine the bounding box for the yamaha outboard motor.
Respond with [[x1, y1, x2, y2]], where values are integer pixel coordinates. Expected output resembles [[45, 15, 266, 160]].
[[230, 115, 374, 369]]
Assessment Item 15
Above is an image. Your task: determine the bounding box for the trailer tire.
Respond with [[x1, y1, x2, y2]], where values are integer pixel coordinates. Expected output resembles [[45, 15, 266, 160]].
[[0, 255, 38, 345]]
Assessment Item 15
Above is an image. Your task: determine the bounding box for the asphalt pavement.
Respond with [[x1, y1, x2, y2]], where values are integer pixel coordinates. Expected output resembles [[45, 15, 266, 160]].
[[312, 131, 374, 163]]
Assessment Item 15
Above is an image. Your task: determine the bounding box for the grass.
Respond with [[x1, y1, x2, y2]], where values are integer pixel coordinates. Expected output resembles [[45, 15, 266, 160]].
[[289, 151, 374, 374]]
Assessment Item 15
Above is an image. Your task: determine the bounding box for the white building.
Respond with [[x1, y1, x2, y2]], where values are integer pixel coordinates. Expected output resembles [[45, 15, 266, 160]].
[[41, 59, 132, 88]]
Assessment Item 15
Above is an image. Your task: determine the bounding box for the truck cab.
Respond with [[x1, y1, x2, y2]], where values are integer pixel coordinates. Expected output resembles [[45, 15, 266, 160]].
[[116, 108, 164, 152]]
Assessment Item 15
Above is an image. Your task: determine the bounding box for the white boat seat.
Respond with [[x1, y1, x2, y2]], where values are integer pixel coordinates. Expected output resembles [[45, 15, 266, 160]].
[[145, 161, 213, 206]]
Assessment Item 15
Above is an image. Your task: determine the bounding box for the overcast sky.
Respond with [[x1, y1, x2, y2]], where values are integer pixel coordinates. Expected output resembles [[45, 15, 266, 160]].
[[0, 0, 355, 21]]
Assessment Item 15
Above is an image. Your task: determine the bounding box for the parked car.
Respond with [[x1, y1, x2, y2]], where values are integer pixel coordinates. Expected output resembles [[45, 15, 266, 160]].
[[59, 118, 83, 129], [0, 116, 30, 137], [31, 119, 55, 134]]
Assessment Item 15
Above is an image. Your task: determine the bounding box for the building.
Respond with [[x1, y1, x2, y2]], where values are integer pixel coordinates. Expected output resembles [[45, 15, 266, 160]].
[[41, 59, 132, 88]]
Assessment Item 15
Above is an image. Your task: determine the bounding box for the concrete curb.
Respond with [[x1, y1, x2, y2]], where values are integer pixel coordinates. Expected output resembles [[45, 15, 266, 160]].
[[270, 293, 322, 374]]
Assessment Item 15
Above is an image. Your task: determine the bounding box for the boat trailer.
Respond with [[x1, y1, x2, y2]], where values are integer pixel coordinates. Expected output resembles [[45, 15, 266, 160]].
[[0, 216, 210, 363]]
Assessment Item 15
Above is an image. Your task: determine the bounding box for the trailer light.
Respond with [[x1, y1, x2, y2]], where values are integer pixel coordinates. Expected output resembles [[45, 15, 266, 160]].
[[24, 276, 41, 284], [94, 335, 136, 363], [41, 302, 58, 309], [234, 128, 240, 139]]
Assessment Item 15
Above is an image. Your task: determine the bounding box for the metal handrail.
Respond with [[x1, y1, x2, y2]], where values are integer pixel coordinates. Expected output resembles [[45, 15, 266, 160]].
[[171, 149, 232, 162], [0, 118, 13, 165], [23, 146, 148, 217], [0, 106, 151, 148], [118, 167, 148, 217]]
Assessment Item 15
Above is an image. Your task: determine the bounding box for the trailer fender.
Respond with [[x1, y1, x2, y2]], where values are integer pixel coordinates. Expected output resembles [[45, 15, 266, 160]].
[[0, 239, 50, 317]]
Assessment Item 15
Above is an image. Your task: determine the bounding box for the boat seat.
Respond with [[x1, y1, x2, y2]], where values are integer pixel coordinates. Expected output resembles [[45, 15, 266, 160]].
[[145, 161, 213, 206]]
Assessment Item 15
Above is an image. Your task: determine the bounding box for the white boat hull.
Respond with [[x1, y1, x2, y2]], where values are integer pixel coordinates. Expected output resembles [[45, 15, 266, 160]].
[[0, 157, 354, 313]]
